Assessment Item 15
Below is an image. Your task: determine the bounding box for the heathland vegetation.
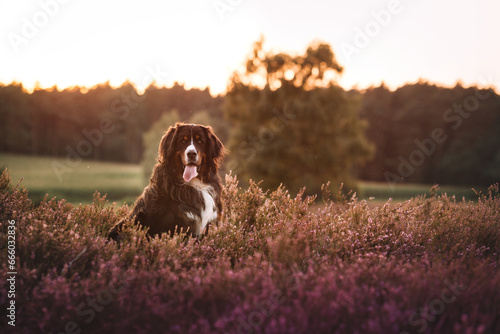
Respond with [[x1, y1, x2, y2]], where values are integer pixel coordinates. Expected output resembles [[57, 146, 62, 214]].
[[1, 170, 499, 333]]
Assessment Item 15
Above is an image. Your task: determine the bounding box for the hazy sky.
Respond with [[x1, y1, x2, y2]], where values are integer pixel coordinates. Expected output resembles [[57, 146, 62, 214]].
[[1, 0, 499, 95]]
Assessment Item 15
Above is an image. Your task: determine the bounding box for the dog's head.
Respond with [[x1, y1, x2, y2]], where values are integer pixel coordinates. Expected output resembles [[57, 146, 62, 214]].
[[158, 122, 224, 182]]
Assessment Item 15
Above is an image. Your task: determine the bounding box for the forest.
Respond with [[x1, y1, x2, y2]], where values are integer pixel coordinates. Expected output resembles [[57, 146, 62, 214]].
[[1, 42, 499, 192]]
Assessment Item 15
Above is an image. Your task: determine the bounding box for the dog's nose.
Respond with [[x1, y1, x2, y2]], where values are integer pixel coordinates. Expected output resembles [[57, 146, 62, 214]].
[[187, 151, 197, 160]]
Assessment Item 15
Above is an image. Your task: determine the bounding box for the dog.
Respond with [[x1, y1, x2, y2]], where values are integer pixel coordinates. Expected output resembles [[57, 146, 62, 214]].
[[109, 122, 225, 240]]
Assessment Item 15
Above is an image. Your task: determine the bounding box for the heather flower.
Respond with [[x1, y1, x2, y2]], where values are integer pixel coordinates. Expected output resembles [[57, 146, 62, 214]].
[[0, 170, 499, 333]]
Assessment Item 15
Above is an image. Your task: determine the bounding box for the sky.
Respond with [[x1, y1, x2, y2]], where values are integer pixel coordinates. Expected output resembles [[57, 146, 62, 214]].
[[0, 0, 499, 95]]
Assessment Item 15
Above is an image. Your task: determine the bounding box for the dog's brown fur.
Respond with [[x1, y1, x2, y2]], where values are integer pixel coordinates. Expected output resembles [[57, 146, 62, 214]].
[[108, 122, 225, 240]]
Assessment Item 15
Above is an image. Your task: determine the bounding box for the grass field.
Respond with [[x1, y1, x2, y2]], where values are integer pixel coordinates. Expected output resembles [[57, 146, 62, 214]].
[[357, 181, 479, 202], [0, 153, 145, 205], [0, 153, 481, 205]]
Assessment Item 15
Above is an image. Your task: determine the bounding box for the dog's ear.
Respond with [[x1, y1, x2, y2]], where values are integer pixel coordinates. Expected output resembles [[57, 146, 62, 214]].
[[204, 126, 225, 166], [158, 123, 180, 164]]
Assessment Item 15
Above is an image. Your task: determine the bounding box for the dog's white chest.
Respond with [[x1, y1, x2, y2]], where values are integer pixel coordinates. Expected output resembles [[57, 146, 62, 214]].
[[189, 180, 217, 237], [199, 187, 217, 230]]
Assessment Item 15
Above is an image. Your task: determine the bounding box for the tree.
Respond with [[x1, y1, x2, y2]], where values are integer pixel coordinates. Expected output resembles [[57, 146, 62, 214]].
[[142, 110, 181, 182], [225, 38, 374, 194]]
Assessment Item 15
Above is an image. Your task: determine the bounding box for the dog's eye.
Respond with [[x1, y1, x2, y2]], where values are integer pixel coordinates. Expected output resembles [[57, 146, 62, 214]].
[[181, 136, 188, 143], [195, 135, 203, 144]]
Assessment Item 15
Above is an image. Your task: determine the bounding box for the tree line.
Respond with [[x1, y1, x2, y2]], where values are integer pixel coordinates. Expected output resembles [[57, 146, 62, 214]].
[[357, 82, 500, 186], [1, 43, 499, 190], [0, 82, 223, 164]]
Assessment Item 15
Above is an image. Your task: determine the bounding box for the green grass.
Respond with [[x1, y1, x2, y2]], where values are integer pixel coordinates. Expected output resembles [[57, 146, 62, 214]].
[[358, 180, 479, 202], [0, 153, 145, 205], [0, 153, 481, 206]]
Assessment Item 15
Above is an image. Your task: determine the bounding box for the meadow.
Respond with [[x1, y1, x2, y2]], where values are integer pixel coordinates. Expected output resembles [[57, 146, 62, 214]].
[[0, 153, 479, 206], [0, 160, 499, 333], [0, 154, 144, 205]]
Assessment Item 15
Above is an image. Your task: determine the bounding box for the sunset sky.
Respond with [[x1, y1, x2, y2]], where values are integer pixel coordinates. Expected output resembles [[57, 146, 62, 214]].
[[1, 0, 499, 95]]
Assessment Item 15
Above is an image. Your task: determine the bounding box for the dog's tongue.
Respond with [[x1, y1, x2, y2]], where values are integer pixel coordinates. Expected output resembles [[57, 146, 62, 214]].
[[183, 165, 198, 182]]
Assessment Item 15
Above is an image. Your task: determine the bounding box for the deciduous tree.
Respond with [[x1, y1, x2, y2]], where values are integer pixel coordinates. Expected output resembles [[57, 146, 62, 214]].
[[225, 38, 374, 194]]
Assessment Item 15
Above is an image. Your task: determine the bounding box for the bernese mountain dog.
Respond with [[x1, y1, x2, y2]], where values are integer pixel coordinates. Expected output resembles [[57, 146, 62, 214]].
[[109, 122, 225, 240]]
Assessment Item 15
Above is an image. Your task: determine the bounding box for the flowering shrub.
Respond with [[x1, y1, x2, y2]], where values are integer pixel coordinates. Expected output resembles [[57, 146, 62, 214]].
[[1, 169, 499, 333]]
